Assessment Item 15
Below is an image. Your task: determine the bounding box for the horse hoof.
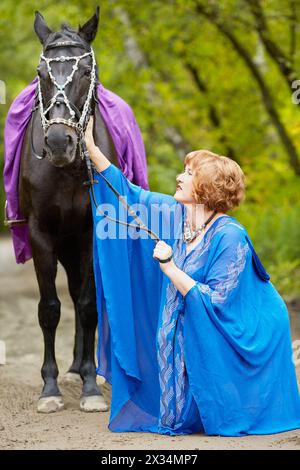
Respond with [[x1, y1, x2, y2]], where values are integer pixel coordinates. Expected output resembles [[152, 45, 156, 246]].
[[63, 372, 82, 384], [79, 395, 109, 412], [37, 396, 64, 413]]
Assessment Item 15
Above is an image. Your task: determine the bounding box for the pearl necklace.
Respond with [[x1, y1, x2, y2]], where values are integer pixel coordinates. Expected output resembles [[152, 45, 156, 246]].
[[183, 210, 218, 244]]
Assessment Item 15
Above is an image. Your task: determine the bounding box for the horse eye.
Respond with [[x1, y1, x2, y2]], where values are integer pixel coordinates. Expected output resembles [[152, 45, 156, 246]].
[[37, 65, 48, 78]]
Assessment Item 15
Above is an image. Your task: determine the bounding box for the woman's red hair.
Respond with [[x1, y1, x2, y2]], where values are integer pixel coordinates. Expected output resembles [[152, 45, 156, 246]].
[[184, 150, 246, 212]]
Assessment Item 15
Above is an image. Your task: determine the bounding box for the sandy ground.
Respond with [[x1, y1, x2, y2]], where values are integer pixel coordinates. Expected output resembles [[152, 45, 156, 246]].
[[0, 233, 300, 450]]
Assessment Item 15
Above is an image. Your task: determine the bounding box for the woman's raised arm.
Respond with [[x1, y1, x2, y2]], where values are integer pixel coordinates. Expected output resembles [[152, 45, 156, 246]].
[[85, 116, 111, 173]]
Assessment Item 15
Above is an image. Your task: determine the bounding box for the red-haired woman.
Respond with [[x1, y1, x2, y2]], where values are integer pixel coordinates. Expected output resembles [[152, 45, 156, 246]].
[[85, 117, 300, 437]]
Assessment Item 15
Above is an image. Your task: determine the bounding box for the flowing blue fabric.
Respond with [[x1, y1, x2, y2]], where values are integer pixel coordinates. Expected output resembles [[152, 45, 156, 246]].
[[90, 163, 300, 436]]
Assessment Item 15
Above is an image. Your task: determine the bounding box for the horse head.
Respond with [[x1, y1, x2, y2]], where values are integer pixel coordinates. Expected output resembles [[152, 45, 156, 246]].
[[34, 7, 99, 167]]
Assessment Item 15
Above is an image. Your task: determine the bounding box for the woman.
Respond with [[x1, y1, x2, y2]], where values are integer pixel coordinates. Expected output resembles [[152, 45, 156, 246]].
[[85, 117, 300, 436]]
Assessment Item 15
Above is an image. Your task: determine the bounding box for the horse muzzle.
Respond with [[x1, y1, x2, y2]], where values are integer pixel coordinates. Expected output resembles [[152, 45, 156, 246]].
[[44, 125, 77, 166]]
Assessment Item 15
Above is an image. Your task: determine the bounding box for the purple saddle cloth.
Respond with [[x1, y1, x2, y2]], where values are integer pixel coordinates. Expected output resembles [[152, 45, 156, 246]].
[[3, 76, 149, 263]]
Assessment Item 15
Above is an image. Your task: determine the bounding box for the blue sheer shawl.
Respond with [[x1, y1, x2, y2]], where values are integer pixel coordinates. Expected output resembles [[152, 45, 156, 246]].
[[90, 163, 300, 436]]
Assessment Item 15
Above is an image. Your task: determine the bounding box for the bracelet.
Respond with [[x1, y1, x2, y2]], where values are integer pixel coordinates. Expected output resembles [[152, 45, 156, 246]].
[[156, 254, 173, 264]]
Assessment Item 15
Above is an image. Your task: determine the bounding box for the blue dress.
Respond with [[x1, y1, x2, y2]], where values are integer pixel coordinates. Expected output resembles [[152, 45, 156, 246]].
[[90, 163, 300, 436]]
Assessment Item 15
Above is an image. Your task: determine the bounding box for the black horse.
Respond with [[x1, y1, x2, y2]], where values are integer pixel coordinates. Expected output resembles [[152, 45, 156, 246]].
[[19, 7, 119, 412]]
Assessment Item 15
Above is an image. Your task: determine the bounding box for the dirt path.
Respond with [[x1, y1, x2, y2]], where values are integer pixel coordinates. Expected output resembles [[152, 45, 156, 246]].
[[0, 234, 299, 450]]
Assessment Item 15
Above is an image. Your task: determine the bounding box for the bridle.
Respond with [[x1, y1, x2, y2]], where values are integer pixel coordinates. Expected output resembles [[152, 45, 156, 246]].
[[37, 40, 97, 136], [32, 39, 97, 164], [29, 38, 106, 208]]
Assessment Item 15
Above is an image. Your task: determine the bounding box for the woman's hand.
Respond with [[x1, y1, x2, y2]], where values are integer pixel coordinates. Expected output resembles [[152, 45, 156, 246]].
[[83, 116, 110, 172], [85, 115, 96, 153], [153, 241, 175, 274], [153, 241, 196, 295]]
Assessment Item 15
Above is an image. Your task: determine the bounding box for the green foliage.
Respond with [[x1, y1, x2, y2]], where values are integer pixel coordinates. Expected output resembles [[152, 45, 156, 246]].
[[0, 0, 300, 298], [236, 201, 300, 298]]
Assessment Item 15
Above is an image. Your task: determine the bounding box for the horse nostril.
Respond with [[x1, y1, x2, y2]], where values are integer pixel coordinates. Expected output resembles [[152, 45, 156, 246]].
[[66, 134, 73, 145], [45, 135, 48, 145]]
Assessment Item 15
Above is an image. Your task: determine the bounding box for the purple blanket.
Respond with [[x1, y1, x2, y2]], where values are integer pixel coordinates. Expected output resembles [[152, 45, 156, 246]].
[[3, 76, 149, 263]]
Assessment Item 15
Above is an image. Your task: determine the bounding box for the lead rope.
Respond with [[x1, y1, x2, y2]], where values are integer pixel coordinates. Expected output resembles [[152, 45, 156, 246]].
[[80, 136, 161, 244]]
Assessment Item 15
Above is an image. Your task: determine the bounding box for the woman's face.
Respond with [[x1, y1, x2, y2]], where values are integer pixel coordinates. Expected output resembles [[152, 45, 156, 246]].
[[174, 164, 196, 204]]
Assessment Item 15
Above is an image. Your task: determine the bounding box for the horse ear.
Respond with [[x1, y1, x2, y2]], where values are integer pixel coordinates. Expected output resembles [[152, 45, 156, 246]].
[[34, 11, 52, 45], [78, 6, 100, 44]]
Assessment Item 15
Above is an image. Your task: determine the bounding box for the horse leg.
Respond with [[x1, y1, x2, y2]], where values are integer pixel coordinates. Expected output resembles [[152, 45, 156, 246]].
[[77, 230, 108, 412], [57, 236, 83, 383], [29, 223, 64, 413], [65, 309, 84, 383]]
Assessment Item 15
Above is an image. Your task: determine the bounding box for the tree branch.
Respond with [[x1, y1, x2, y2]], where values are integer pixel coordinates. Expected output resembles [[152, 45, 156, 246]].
[[246, 0, 298, 90], [113, 6, 190, 160], [183, 61, 238, 161], [195, 2, 300, 175]]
